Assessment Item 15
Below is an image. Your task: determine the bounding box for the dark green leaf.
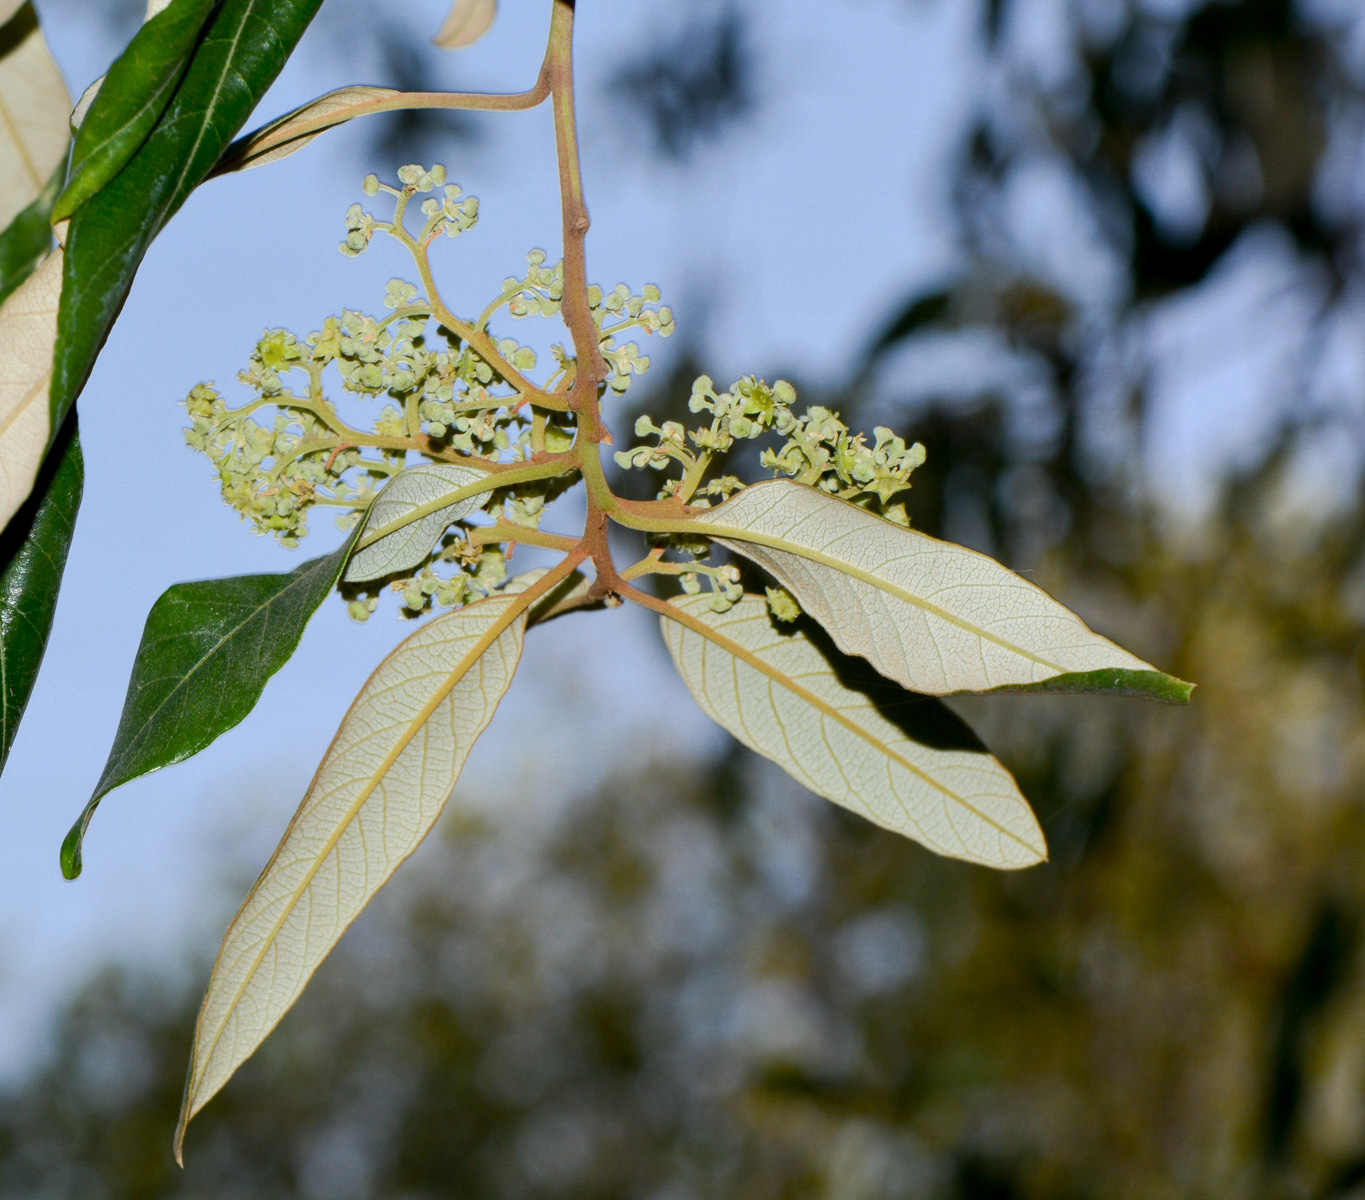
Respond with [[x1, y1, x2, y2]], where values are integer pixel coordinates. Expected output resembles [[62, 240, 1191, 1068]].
[[52, 0, 324, 433], [62, 530, 355, 880], [51, 0, 218, 225], [0, 157, 61, 307], [0, 413, 82, 774]]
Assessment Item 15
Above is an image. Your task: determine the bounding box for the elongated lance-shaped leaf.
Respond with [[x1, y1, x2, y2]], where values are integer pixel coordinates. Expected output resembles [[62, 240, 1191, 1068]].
[[213, 85, 399, 174], [51, 0, 218, 224], [0, 412, 80, 774], [53, 0, 324, 435], [695, 480, 1192, 701], [0, 3, 69, 234], [61, 532, 358, 880], [174, 588, 532, 1161], [344, 462, 494, 584], [0, 158, 61, 307], [0, 247, 60, 531], [661, 593, 1046, 869]]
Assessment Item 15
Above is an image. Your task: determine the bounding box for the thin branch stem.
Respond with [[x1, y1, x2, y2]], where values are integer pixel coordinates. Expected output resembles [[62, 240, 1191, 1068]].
[[467, 522, 580, 552]]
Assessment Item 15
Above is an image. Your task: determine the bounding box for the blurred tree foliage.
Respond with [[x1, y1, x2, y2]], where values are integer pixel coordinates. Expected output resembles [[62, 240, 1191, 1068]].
[[5, 0, 1365, 1196]]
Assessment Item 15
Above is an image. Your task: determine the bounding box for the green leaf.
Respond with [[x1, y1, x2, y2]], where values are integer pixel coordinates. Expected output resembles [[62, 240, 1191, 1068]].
[[694, 479, 1193, 702], [0, 412, 81, 774], [175, 587, 531, 1160], [660, 593, 1046, 869], [0, 157, 60, 307], [51, 0, 218, 224], [61, 530, 355, 880], [52, 0, 325, 433]]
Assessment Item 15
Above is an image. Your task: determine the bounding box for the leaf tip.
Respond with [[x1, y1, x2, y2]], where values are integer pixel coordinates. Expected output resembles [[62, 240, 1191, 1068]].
[[59, 816, 84, 880], [59, 799, 98, 880]]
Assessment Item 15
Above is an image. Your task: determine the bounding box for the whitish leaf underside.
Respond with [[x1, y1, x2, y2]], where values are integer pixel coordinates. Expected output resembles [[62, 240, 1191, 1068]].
[[0, 4, 69, 231], [344, 462, 492, 583], [0, 248, 58, 528], [703, 480, 1158, 695], [661, 593, 1046, 868], [176, 591, 528, 1156]]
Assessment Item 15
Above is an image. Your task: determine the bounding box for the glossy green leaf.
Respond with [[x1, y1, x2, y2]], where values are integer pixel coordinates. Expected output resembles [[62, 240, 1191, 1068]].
[[52, 0, 325, 434], [61, 530, 354, 880], [51, 0, 217, 224], [0, 413, 81, 774], [0, 157, 60, 307]]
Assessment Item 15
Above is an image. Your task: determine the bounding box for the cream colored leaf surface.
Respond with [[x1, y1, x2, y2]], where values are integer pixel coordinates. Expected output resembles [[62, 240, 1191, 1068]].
[[0, 4, 71, 231], [215, 85, 398, 173], [0, 247, 57, 530], [175, 591, 530, 1158], [661, 593, 1045, 868], [69, 75, 102, 132], [433, 0, 496, 48], [697, 479, 1157, 695], [345, 462, 494, 583], [0, 1, 24, 28]]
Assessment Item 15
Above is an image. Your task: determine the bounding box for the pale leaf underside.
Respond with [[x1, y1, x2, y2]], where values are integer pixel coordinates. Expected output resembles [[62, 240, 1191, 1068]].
[[0, 4, 70, 231], [0, 248, 58, 529], [175, 590, 530, 1158], [215, 85, 399, 173], [433, 0, 497, 49], [344, 462, 493, 583], [698, 479, 1184, 699], [661, 593, 1046, 869]]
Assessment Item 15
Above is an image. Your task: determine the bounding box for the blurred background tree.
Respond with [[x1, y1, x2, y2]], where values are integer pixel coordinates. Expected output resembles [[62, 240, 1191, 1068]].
[[6, 0, 1365, 1196]]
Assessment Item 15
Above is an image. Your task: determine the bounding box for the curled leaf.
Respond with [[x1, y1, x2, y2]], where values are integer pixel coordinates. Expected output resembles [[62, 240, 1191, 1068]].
[[175, 588, 532, 1160], [0, 247, 59, 530], [661, 593, 1046, 869], [345, 462, 494, 584], [697, 480, 1190, 701], [214, 85, 399, 174], [0, 3, 71, 232], [433, 0, 496, 49]]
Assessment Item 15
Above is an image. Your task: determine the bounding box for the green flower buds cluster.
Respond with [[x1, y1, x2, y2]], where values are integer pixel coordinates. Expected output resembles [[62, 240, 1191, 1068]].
[[615, 374, 926, 526], [343, 163, 479, 258], [502, 249, 563, 320], [589, 282, 675, 394], [184, 377, 380, 548], [680, 562, 744, 612]]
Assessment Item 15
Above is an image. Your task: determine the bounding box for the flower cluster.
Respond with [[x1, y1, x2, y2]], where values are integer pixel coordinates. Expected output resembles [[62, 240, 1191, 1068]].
[[186, 163, 691, 624], [616, 374, 926, 527], [589, 282, 675, 394], [341, 163, 479, 258], [184, 379, 385, 549], [344, 538, 509, 623]]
